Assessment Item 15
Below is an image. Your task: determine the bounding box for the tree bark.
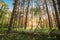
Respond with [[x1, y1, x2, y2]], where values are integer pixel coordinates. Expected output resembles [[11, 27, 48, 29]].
[[45, 0, 52, 29], [7, 0, 19, 33], [57, 0, 60, 13], [24, 0, 30, 29], [52, 0, 60, 29], [52, 0, 60, 39]]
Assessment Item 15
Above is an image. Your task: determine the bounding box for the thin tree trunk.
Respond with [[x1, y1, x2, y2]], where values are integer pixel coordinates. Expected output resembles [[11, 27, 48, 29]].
[[52, 0, 60, 29], [24, 0, 30, 29], [45, 0, 52, 29]]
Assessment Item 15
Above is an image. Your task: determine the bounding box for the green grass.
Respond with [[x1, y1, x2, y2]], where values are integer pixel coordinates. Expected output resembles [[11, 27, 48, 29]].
[[0, 24, 58, 40]]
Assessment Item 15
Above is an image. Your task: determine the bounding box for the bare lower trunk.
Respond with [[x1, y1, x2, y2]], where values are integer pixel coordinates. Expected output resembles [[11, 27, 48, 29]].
[[24, 0, 30, 29], [7, 0, 19, 33], [52, 0, 60, 39], [52, 0, 60, 29], [45, 0, 52, 29]]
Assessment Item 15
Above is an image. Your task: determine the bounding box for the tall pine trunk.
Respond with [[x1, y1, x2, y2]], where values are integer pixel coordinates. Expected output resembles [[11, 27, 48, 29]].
[[52, 0, 60, 29], [57, 0, 60, 13], [24, 0, 30, 29], [52, 0, 60, 39], [7, 0, 19, 33], [45, 0, 52, 29]]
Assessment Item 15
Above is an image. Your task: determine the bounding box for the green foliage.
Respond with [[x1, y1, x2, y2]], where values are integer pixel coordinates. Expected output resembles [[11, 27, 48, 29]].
[[30, 8, 38, 16]]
